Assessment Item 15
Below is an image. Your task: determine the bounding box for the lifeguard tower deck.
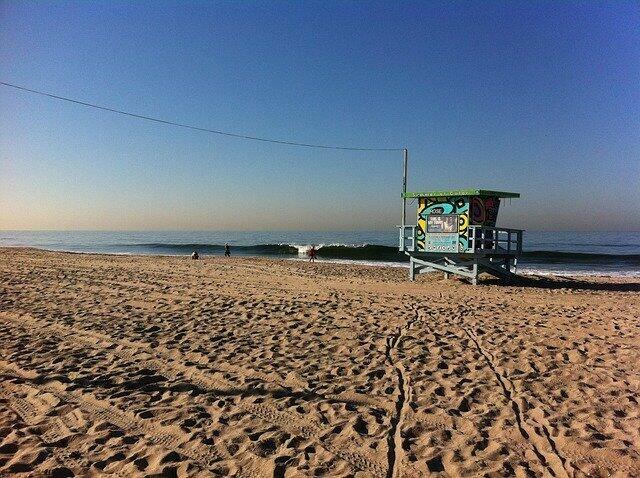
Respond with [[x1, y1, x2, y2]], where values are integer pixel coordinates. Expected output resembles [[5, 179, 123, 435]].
[[398, 188, 523, 284]]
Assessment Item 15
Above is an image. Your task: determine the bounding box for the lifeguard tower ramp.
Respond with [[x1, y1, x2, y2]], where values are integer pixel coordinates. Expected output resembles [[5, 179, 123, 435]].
[[398, 189, 523, 284]]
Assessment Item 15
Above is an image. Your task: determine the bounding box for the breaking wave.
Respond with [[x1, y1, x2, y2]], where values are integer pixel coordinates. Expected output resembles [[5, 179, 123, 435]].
[[125, 242, 640, 265]]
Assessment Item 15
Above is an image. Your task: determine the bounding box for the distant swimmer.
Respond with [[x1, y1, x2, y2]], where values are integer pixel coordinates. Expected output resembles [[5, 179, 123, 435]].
[[224, 243, 231, 257], [308, 245, 317, 263], [191, 251, 199, 260]]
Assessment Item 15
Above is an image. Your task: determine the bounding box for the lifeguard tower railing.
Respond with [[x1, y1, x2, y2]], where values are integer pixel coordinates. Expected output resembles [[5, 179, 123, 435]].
[[399, 225, 523, 256], [397, 224, 524, 284]]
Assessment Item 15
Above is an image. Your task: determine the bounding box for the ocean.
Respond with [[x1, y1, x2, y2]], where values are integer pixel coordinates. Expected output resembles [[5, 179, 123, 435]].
[[1, 230, 639, 277]]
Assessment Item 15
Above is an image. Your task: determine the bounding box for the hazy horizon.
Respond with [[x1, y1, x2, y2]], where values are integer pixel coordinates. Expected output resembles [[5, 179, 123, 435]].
[[6, 230, 640, 234], [2, 1, 639, 232]]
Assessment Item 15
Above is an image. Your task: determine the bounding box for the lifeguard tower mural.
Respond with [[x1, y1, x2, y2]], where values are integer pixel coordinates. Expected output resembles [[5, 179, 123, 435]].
[[398, 181, 523, 284]]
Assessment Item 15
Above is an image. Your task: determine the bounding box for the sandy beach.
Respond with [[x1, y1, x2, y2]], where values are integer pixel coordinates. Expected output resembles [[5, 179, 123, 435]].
[[0, 248, 638, 477]]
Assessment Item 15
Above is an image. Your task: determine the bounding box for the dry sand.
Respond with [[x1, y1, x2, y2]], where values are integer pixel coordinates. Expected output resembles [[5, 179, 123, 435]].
[[0, 247, 639, 477]]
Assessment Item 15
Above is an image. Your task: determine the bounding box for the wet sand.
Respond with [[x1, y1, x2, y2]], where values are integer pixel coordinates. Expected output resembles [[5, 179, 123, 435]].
[[0, 247, 639, 477]]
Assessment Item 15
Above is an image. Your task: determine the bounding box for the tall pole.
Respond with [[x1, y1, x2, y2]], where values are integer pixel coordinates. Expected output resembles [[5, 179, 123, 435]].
[[402, 148, 408, 227]]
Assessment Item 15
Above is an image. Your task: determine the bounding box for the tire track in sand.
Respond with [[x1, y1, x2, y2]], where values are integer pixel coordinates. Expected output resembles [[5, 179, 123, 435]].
[[0, 396, 122, 477], [383, 307, 421, 478], [242, 402, 388, 478], [458, 323, 572, 478], [0, 312, 392, 476], [557, 439, 640, 475], [1, 310, 392, 413], [0, 369, 227, 471]]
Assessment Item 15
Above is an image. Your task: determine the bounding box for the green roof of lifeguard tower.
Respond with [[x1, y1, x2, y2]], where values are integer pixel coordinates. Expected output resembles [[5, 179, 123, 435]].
[[402, 188, 520, 199]]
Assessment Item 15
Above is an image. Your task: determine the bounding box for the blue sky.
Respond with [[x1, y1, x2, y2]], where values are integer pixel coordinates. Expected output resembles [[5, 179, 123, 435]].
[[1, 1, 638, 230]]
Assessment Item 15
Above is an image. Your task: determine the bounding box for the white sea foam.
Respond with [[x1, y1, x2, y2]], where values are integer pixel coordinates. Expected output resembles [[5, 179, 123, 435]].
[[289, 243, 370, 257], [289, 257, 639, 277], [291, 244, 323, 256], [289, 257, 408, 268], [519, 268, 640, 278]]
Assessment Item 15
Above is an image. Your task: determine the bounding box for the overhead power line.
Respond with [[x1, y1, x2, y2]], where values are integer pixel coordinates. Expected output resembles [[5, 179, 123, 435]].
[[0, 81, 403, 152]]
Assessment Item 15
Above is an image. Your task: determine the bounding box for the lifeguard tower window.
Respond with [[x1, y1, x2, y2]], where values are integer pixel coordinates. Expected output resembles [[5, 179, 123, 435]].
[[427, 215, 457, 233]]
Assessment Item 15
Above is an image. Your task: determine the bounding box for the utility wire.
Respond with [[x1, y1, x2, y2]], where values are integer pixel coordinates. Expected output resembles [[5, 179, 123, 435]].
[[1, 81, 404, 152]]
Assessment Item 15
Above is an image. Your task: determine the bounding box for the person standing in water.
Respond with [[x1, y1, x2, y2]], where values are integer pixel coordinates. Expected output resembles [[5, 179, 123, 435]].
[[224, 243, 231, 257], [308, 245, 317, 262]]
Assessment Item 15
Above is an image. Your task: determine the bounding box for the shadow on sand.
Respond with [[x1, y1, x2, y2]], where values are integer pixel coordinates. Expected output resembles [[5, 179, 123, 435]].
[[482, 275, 640, 293]]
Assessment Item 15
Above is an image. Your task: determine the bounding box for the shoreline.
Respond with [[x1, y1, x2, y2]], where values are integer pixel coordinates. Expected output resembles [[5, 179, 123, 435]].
[[2, 246, 639, 280]]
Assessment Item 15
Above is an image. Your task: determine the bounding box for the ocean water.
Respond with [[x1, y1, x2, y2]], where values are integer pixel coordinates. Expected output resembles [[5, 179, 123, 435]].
[[1, 230, 639, 277]]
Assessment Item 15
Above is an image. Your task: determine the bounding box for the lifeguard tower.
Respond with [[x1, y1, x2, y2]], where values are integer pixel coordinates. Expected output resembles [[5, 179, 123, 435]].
[[397, 153, 523, 284]]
